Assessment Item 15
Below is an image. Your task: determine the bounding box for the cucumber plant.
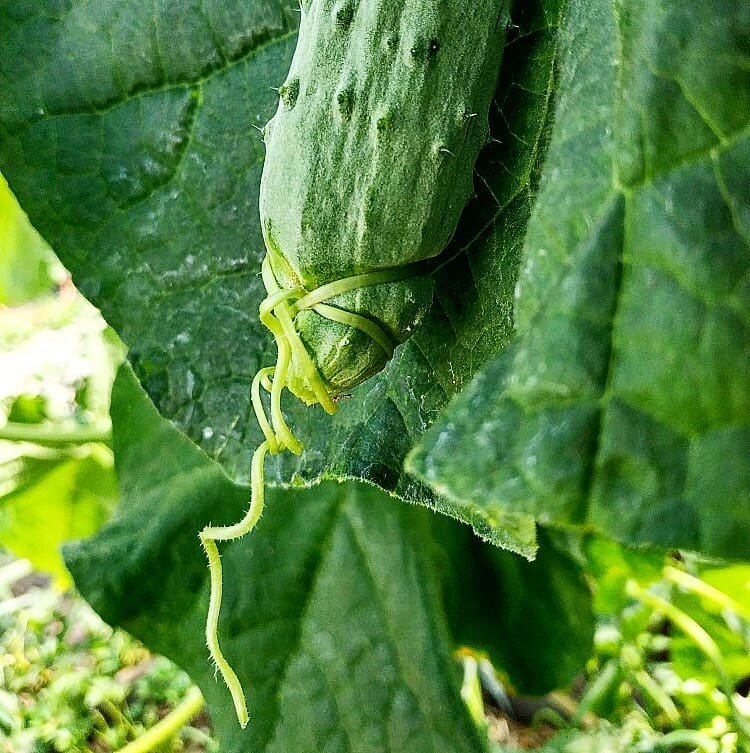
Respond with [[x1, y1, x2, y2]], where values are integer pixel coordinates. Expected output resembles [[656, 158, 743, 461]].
[[1, 0, 748, 749], [199, 0, 511, 726]]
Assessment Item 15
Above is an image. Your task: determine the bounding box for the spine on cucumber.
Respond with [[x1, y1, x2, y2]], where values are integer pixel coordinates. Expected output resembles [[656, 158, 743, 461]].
[[260, 0, 509, 403]]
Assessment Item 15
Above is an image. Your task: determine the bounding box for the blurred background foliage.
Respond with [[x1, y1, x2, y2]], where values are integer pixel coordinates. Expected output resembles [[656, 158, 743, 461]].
[[0, 552, 215, 753], [0, 171, 121, 588], [0, 174, 215, 752], [0, 172, 61, 306]]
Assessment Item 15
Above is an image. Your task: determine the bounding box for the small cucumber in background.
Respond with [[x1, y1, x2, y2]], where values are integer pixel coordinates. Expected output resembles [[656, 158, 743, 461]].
[[202, 0, 511, 728]]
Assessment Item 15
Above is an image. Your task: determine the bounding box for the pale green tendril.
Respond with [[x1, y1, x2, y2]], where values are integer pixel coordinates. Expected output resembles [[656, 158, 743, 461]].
[[199, 254, 424, 728]]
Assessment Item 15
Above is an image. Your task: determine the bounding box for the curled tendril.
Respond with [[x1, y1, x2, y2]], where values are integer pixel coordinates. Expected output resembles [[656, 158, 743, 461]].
[[199, 253, 424, 727]]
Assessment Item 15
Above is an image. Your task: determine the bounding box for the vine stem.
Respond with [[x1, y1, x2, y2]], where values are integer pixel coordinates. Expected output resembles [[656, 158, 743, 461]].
[[196, 254, 432, 727], [0, 420, 111, 444], [114, 686, 204, 753], [659, 729, 719, 753], [101, 698, 135, 736], [632, 669, 681, 726], [625, 580, 750, 741], [572, 658, 619, 724], [663, 566, 750, 622], [199, 440, 269, 728]]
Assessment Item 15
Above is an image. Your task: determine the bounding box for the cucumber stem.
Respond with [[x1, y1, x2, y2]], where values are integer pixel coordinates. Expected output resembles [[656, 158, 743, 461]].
[[663, 566, 750, 622], [114, 686, 204, 753], [573, 658, 619, 724], [659, 729, 719, 753], [0, 420, 111, 444], [632, 669, 681, 726], [459, 654, 485, 726]]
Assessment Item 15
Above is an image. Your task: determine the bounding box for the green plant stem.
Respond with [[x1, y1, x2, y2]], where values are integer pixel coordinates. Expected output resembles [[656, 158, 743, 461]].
[[114, 686, 204, 753], [459, 655, 485, 726], [101, 698, 135, 736], [0, 558, 32, 588], [92, 708, 109, 732], [0, 420, 111, 445], [573, 659, 619, 724], [632, 669, 681, 726], [659, 729, 719, 753], [0, 593, 36, 617], [626, 580, 750, 741], [531, 707, 568, 729], [664, 566, 750, 622]]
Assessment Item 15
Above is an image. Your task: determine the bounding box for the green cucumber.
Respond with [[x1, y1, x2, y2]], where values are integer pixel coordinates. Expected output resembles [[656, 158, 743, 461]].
[[260, 0, 510, 402], [201, 0, 511, 727]]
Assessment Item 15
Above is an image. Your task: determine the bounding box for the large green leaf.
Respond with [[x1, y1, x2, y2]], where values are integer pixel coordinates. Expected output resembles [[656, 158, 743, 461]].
[[408, 0, 750, 559], [63, 365, 596, 747], [0, 0, 562, 552], [65, 365, 493, 753], [0, 186, 121, 585]]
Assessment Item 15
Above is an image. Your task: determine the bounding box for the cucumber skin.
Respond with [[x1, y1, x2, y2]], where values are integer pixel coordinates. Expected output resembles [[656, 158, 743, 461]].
[[259, 0, 509, 401]]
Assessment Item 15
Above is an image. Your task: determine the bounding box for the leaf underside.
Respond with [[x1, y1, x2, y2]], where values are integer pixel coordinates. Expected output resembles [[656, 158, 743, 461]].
[[60, 363, 593, 750]]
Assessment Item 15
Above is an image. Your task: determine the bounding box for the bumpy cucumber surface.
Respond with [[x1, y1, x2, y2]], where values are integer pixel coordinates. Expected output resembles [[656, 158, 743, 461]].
[[260, 0, 509, 402]]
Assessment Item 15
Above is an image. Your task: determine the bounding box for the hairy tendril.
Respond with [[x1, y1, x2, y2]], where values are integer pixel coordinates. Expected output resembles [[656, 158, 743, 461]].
[[199, 254, 423, 727]]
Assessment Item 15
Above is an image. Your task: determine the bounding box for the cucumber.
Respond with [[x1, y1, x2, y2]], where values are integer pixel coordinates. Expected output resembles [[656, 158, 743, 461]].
[[202, 0, 510, 727], [260, 0, 509, 402]]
